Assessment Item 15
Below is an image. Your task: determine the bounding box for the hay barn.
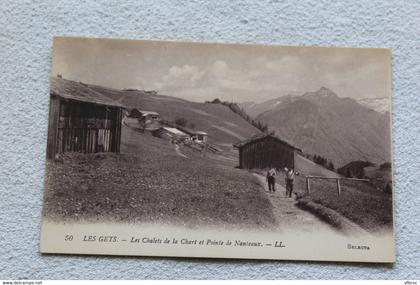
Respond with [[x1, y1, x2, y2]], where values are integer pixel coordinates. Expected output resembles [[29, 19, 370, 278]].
[[46, 77, 124, 159], [234, 134, 301, 169]]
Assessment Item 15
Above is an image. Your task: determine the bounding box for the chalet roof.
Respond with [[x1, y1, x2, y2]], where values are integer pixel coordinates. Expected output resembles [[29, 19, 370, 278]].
[[233, 133, 301, 151], [162, 127, 189, 136], [50, 77, 124, 108], [139, 110, 160, 116], [176, 126, 207, 136]]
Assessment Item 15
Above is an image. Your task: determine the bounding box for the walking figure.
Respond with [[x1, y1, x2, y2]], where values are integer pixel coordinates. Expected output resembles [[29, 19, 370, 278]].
[[285, 167, 298, 198], [266, 167, 276, 192]]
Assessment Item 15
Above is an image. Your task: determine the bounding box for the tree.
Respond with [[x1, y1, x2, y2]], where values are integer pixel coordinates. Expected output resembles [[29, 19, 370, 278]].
[[209, 99, 272, 134], [261, 123, 268, 132], [175, 117, 188, 127]]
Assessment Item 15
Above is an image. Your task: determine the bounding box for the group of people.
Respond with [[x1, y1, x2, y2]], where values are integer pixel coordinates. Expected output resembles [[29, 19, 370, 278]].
[[266, 166, 298, 198]]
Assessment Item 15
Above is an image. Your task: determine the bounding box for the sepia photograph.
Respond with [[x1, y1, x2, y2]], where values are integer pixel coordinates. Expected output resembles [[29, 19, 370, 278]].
[[40, 37, 394, 262]]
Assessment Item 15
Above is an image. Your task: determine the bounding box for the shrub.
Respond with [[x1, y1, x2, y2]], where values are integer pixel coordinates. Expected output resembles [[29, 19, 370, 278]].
[[380, 162, 392, 170], [175, 117, 188, 127]]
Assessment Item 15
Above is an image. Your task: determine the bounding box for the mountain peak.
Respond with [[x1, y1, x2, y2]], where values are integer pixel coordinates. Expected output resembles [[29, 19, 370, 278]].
[[300, 87, 338, 101], [318, 86, 337, 97]]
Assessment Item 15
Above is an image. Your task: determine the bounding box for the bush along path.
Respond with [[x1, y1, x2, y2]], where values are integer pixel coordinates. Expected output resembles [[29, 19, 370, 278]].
[[253, 173, 344, 234], [295, 196, 370, 236]]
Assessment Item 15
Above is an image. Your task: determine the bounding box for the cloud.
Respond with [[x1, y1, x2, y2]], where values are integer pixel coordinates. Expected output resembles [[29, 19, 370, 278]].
[[154, 59, 302, 102], [53, 38, 390, 103], [153, 50, 389, 103], [209, 60, 229, 77], [155, 60, 236, 91], [156, 64, 205, 89]]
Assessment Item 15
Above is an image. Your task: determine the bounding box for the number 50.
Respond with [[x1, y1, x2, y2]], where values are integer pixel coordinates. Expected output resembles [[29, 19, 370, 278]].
[[65, 235, 73, 241]]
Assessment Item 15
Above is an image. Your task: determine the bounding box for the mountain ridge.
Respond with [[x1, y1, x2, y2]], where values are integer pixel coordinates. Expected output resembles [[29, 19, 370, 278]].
[[87, 81, 391, 168], [247, 88, 391, 167]]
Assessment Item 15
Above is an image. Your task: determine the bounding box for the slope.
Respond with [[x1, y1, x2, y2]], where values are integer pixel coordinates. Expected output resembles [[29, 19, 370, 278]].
[[89, 84, 261, 152], [295, 153, 341, 178], [255, 87, 391, 168], [43, 123, 276, 228], [239, 95, 295, 118]]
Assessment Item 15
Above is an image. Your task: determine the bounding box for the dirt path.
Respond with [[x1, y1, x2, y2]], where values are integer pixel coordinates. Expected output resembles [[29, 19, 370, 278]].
[[174, 144, 188, 158], [253, 173, 339, 233]]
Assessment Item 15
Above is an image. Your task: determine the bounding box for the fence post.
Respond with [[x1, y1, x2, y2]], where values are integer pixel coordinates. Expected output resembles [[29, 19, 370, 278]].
[[336, 179, 341, 196], [203, 142, 208, 157], [306, 177, 311, 195]]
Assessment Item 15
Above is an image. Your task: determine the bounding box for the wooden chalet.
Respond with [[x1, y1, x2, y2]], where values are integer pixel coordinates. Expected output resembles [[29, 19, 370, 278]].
[[138, 110, 161, 131], [128, 108, 142, 118], [46, 77, 124, 159], [177, 127, 209, 144], [233, 134, 301, 169], [192, 131, 208, 143], [153, 127, 190, 142]]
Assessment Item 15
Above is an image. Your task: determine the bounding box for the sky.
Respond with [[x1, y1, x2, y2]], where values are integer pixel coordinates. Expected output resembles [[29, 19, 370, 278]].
[[51, 37, 391, 103]]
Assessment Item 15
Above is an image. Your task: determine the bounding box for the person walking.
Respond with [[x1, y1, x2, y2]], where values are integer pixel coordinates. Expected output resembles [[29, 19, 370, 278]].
[[266, 167, 277, 192], [285, 167, 298, 198]]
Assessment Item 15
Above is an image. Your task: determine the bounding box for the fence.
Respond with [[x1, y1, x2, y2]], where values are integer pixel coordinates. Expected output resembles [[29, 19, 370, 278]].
[[304, 175, 369, 196]]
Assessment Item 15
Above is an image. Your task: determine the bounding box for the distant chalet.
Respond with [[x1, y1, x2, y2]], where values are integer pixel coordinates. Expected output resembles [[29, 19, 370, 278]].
[[47, 77, 124, 159], [192, 131, 208, 144], [234, 134, 301, 170], [138, 110, 161, 131], [153, 127, 190, 142], [177, 127, 209, 144]]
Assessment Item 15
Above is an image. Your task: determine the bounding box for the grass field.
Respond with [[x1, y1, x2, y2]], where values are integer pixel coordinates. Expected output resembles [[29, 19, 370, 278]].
[[294, 176, 393, 232], [43, 125, 276, 229], [295, 154, 340, 178]]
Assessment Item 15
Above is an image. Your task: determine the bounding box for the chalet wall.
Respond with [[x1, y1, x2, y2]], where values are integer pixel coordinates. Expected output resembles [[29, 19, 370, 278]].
[[46, 96, 60, 159], [46, 97, 122, 158], [239, 137, 295, 169], [138, 115, 161, 131]]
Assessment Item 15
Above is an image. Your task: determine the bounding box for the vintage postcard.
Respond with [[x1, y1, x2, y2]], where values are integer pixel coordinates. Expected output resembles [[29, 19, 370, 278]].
[[40, 37, 395, 262]]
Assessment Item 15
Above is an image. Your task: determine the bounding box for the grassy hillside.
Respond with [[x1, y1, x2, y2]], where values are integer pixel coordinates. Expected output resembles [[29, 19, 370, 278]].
[[295, 153, 340, 178], [43, 125, 276, 229], [89, 85, 261, 148]]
